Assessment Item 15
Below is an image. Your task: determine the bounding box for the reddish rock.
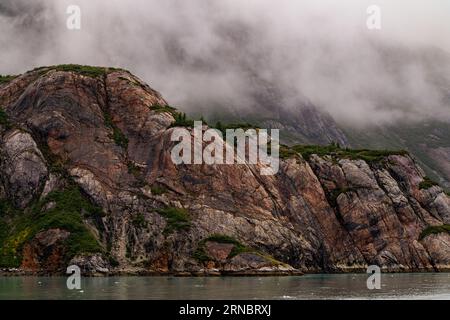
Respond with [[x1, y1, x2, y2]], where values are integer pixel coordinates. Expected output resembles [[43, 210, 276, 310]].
[[20, 229, 70, 272], [204, 242, 234, 262]]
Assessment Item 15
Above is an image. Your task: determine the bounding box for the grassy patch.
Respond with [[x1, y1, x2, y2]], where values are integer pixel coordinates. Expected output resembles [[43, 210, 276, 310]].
[[150, 185, 167, 195], [53, 64, 107, 78], [419, 224, 450, 240], [279, 145, 299, 159], [170, 112, 195, 128], [192, 246, 211, 263], [36, 140, 67, 175], [132, 213, 147, 229], [27, 65, 126, 79], [108, 255, 120, 268], [0, 199, 17, 216], [0, 75, 17, 85], [0, 108, 11, 129], [328, 187, 357, 207], [104, 111, 128, 149], [117, 76, 140, 86], [149, 104, 197, 128], [156, 207, 191, 235], [127, 162, 141, 177], [279, 143, 408, 163], [419, 176, 439, 190], [193, 234, 251, 263], [111, 126, 128, 149], [0, 186, 103, 267], [149, 103, 177, 114]]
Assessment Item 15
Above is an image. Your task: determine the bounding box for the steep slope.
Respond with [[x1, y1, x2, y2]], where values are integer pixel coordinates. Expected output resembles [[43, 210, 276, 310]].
[[0, 66, 449, 275], [344, 121, 450, 190], [198, 41, 450, 190]]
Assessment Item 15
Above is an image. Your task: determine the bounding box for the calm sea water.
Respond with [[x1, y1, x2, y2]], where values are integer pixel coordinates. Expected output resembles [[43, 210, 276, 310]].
[[0, 273, 449, 300]]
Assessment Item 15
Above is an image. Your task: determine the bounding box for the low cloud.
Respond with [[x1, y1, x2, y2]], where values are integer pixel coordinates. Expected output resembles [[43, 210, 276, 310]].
[[1, 0, 449, 126]]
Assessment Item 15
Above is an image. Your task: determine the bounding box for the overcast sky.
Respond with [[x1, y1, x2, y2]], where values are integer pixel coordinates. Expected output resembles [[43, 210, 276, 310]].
[[1, 0, 449, 126]]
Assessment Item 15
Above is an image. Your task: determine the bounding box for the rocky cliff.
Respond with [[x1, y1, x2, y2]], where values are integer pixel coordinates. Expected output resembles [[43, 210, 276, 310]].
[[1, 65, 449, 275]]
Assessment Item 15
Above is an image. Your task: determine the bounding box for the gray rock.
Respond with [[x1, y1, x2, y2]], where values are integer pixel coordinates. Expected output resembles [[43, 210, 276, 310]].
[[1, 130, 48, 208]]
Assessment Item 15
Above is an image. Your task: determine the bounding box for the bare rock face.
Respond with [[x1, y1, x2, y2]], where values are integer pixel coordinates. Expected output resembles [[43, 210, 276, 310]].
[[421, 234, 450, 270], [204, 242, 234, 262], [1, 130, 48, 208], [0, 65, 449, 275], [69, 254, 110, 274]]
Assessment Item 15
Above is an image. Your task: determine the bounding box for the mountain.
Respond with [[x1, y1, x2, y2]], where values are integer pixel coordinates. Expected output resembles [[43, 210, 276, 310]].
[[215, 42, 450, 191], [0, 65, 449, 275], [169, 35, 450, 190], [344, 121, 450, 190]]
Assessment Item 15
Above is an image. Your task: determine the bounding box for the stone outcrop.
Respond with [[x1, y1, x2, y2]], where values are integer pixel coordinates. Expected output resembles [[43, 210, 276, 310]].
[[20, 229, 70, 272], [0, 65, 449, 275]]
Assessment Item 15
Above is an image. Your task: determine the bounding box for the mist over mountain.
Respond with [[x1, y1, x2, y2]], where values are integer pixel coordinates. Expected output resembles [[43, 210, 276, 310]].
[[1, 0, 450, 126], [1, 0, 450, 186]]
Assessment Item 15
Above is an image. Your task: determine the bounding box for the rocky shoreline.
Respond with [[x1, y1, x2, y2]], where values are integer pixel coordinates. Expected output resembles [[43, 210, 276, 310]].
[[0, 268, 304, 277]]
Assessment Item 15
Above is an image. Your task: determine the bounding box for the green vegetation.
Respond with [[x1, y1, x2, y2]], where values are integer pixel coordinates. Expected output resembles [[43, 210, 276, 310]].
[[108, 255, 119, 268], [419, 225, 450, 240], [37, 140, 66, 175], [328, 187, 357, 207], [25, 65, 126, 79], [148, 103, 197, 127], [0, 109, 11, 129], [192, 245, 211, 263], [127, 162, 141, 177], [193, 234, 287, 266], [156, 207, 191, 235], [0, 186, 103, 267], [149, 103, 178, 114], [279, 144, 299, 159], [126, 245, 132, 259], [171, 112, 195, 128], [117, 76, 140, 86], [0, 199, 17, 216], [0, 75, 17, 85], [104, 111, 128, 148], [53, 64, 110, 78], [419, 176, 439, 190], [153, 105, 259, 134], [279, 142, 408, 163], [343, 120, 450, 189], [149, 103, 206, 128], [150, 185, 167, 195], [132, 213, 147, 229], [127, 162, 146, 187], [193, 234, 251, 263], [111, 125, 128, 148]]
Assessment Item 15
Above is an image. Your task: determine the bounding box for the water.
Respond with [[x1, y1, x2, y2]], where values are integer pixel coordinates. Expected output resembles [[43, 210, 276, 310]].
[[0, 273, 449, 300]]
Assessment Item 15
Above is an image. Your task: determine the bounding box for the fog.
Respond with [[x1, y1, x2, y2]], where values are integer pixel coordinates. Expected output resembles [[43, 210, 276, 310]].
[[1, 0, 450, 126]]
